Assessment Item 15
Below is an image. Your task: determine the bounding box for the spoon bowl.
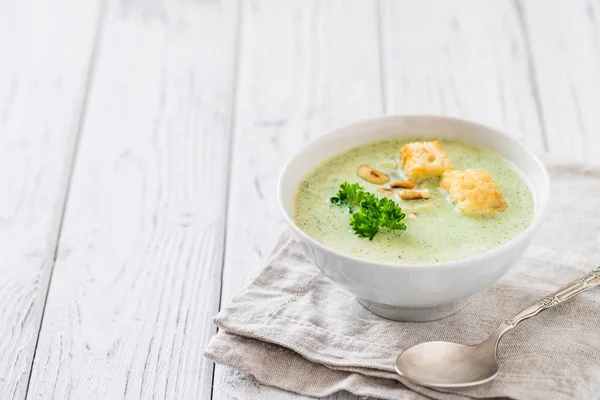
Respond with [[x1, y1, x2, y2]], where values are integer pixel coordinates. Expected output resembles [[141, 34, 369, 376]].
[[395, 340, 500, 388]]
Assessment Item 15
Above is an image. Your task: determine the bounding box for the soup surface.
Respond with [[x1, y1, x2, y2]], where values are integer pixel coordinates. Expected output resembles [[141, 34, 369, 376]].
[[293, 138, 534, 264]]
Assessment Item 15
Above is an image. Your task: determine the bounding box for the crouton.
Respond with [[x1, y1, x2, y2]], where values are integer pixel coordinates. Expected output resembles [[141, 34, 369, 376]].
[[440, 169, 507, 215], [400, 140, 452, 181]]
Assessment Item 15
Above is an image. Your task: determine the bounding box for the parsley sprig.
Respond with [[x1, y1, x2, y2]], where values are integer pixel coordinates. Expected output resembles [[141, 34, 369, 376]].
[[330, 182, 368, 209], [330, 182, 407, 240]]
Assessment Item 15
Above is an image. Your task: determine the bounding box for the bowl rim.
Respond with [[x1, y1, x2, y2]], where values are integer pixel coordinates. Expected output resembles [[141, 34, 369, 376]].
[[277, 114, 550, 270]]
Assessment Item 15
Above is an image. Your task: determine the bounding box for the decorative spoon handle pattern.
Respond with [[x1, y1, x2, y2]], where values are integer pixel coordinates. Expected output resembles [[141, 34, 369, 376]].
[[506, 267, 600, 327]]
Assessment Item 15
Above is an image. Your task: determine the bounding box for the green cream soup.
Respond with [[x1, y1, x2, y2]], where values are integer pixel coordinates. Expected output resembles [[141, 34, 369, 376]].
[[293, 138, 534, 264]]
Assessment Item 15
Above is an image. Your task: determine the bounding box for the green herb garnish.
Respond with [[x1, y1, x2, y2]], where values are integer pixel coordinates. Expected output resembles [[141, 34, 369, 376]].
[[330, 182, 367, 209], [331, 182, 407, 240]]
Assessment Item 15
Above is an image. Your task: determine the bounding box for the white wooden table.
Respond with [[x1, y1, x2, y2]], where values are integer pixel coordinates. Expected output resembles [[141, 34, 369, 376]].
[[1, 0, 599, 399]]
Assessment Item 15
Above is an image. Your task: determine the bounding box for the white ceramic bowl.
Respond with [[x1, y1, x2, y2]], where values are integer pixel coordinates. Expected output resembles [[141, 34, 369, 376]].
[[278, 115, 549, 321]]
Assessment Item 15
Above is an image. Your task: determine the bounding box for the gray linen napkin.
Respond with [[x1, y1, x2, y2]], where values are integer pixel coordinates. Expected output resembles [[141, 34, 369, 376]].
[[205, 163, 600, 400]]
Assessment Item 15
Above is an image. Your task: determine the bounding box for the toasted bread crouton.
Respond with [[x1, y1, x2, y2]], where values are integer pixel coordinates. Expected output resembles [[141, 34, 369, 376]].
[[400, 140, 452, 181], [440, 169, 507, 215]]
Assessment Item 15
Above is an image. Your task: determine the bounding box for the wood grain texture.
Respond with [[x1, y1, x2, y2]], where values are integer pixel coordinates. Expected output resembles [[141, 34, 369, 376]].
[[0, 1, 102, 399], [380, 0, 546, 152], [26, 0, 238, 398], [212, 0, 382, 398], [519, 0, 600, 161], [9, 0, 594, 399]]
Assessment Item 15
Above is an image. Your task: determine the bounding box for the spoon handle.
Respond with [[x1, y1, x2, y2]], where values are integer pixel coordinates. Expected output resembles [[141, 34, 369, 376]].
[[505, 267, 600, 327]]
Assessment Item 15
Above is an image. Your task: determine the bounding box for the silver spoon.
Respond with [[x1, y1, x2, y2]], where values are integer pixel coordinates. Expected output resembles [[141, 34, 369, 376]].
[[395, 267, 600, 388]]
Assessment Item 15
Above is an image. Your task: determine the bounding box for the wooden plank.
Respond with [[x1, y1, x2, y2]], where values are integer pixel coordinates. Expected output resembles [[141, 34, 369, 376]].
[[519, 0, 600, 161], [212, 0, 382, 398], [380, 0, 546, 152], [26, 0, 239, 398], [0, 1, 102, 399]]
